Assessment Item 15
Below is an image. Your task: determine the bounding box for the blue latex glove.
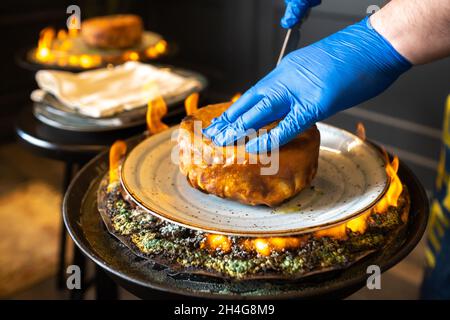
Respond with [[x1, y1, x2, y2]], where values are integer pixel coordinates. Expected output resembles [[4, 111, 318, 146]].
[[203, 17, 412, 153], [281, 0, 321, 28]]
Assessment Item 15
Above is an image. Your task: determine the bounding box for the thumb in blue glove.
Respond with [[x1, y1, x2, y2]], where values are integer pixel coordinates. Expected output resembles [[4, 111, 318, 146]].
[[203, 17, 412, 153], [281, 0, 321, 28]]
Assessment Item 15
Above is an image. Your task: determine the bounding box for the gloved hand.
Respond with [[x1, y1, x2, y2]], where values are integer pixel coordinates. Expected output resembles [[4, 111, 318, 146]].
[[281, 0, 321, 28], [203, 17, 412, 153]]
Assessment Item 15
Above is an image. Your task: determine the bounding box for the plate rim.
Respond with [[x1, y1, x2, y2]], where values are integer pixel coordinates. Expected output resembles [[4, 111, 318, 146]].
[[120, 123, 391, 237]]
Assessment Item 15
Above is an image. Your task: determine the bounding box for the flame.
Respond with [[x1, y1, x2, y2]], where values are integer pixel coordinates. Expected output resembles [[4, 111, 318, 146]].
[[374, 156, 403, 213], [108, 140, 127, 191], [201, 234, 232, 253], [252, 239, 270, 256], [231, 93, 242, 103], [68, 55, 79, 66], [242, 237, 306, 256], [39, 28, 55, 48], [314, 224, 347, 239], [184, 92, 199, 115], [145, 47, 159, 59], [36, 28, 55, 62], [57, 30, 67, 41], [123, 50, 140, 61], [147, 96, 169, 134], [145, 40, 168, 59], [69, 28, 78, 38], [34, 25, 166, 68], [155, 40, 168, 54], [68, 16, 79, 37], [314, 210, 372, 239], [201, 235, 307, 256], [34, 26, 102, 69], [79, 54, 101, 68], [356, 122, 366, 140]]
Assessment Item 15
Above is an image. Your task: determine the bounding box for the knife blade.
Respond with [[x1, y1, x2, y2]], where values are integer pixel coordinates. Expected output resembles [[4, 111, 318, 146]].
[[276, 10, 310, 66]]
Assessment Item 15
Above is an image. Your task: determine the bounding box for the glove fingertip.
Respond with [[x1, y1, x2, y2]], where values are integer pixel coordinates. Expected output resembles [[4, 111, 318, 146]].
[[245, 133, 271, 153], [202, 128, 211, 139], [211, 134, 229, 147], [202, 122, 224, 139], [280, 16, 297, 29], [245, 138, 260, 154]]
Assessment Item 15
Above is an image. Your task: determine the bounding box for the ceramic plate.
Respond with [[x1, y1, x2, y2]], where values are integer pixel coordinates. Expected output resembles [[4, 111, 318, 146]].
[[120, 123, 389, 236]]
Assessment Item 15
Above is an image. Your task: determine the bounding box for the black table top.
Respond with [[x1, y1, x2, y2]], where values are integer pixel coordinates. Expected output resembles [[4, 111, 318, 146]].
[[15, 104, 184, 163]]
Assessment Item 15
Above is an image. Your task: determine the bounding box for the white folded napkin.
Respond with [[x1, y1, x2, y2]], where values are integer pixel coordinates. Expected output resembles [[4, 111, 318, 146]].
[[32, 61, 202, 118]]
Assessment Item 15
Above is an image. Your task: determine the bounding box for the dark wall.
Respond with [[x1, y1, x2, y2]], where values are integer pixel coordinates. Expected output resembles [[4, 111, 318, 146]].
[[0, 1, 70, 139]]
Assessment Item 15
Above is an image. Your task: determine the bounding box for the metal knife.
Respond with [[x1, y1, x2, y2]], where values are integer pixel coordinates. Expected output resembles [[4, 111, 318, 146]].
[[277, 10, 311, 66]]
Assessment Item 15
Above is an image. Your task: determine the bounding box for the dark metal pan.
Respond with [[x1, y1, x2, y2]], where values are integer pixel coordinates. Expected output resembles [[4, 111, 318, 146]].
[[63, 135, 429, 299]]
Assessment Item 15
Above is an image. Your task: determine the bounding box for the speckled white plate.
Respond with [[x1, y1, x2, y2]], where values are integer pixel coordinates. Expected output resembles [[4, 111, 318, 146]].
[[120, 123, 389, 237]]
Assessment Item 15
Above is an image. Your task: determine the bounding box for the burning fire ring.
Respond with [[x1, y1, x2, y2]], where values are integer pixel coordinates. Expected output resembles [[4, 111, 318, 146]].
[[25, 27, 169, 71], [63, 133, 428, 299], [96, 133, 410, 280]]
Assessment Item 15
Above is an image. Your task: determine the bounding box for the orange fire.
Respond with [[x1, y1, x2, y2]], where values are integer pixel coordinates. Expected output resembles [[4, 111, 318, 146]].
[[34, 27, 167, 68], [68, 16, 79, 37], [145, 40, 168, 59], [108, 140, 127, 191], [356, 122, 366, 140], [147, 96, 169, 134], [184, 92, 199, 115], [57, 29, 68, 41], [314, 210, 372, 239], [35, 28, 55, 62], [79, 54, 101, 68], [243, 237, 307, 256], [200, 123, 405, 253], [201, 234, 232, 253], [201, 234, 308, 257], [34, 27, 102, 69], [374, 156, 403, 213], [123, 50, 140, 61], [230, 93, 242, 103]]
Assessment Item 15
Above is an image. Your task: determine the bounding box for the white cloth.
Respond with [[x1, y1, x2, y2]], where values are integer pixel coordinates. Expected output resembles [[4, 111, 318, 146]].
[[32, 61, 202, 118]]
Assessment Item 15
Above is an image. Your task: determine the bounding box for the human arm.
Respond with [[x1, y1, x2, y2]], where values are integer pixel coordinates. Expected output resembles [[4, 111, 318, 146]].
[[203, 0, 450, 152], [371, 0, 450, 64]]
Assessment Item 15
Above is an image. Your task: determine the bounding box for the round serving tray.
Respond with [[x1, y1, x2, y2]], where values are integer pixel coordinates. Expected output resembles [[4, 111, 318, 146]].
[[120, 123, 389, 236], [33, 101, 183, 133], [31, 67, 207, 132], [63, 133, 429, 299]]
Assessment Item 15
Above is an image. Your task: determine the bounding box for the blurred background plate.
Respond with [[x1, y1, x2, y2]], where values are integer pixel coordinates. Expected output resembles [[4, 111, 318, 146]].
[[32, 67, 207, 132]]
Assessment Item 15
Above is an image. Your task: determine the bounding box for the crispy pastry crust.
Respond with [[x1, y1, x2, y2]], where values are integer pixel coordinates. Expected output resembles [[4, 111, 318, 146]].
[[81, 14, 143, 49], [178, 102, 320, 207]]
